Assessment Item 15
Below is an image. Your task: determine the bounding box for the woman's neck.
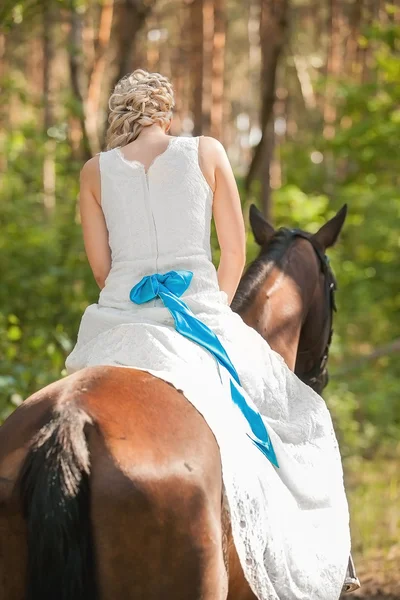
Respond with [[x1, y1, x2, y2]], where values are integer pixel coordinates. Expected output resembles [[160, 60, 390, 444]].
[[137, 124, 168, 139]]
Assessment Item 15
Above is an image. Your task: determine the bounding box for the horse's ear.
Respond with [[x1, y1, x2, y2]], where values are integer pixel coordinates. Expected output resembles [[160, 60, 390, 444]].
[[249, 204, 275, 246], [312, 204, 347, 250]]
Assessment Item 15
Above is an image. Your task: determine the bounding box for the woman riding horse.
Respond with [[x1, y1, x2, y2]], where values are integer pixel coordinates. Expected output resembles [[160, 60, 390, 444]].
[[0, 70, 352, 600]]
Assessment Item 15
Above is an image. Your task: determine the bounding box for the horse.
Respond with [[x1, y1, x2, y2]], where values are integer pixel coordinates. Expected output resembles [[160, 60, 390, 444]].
[[233, 203, 345, 395], [0, 205, 346, 600]]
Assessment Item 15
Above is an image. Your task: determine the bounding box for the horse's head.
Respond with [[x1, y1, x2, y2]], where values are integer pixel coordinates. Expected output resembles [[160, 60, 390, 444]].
[[232, 204, 347, 395]]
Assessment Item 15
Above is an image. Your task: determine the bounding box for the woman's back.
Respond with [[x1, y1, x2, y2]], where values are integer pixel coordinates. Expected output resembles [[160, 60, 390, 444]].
[[98, 136, 221, 310]]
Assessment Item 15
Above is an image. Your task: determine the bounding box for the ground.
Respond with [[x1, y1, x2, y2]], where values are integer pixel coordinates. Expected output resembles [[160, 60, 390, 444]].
[[342, 458, 400, 600], [347, 552, 400, 599]]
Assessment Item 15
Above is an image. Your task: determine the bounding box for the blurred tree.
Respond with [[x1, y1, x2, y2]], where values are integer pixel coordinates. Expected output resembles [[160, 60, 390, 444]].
[[190, 0, 204, 135], [202, 0, 214, 134], [245, 0, 290, 221], [69, 0, 95, 159], [189, 0, 226, 138], [42, 0, 56, 216], [85, 0, 114, 153], [210, 0, 226, 140]]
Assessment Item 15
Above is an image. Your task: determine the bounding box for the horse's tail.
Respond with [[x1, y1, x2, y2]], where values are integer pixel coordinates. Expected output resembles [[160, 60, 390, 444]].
[[19, 402, 98, 600]]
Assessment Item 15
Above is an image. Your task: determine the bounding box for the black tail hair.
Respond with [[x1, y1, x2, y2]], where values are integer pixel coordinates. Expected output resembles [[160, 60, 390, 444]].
[[19, 403, 98, 600]]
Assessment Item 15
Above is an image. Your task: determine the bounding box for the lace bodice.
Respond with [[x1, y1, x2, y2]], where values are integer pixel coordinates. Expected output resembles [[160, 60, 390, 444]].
[[98, 136, 221, 310]]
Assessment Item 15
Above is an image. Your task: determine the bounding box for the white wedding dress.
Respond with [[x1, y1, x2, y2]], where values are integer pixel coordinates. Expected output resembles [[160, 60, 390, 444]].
[[66, 135, 350, 600]]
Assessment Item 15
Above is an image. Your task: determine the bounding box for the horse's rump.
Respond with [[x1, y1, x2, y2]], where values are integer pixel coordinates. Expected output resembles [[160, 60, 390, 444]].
[[0, 366, 231, 600]]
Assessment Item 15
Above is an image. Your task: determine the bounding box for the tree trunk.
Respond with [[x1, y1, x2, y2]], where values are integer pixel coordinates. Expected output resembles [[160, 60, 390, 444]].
[[146, 13, 160, 72], [313, 0, 321, 49], [202, 0, 214, 135], [245, 0, 289, 209], [292, 51, 317, 111], [86, 0, 115, 155], [0, 34, 6, 173], [69, 4, 92, 160], [260, 120, 275, 221], [190, 0, 204, 136], [346, 0, 363, 77], [361, 0, 379, 84], [210, 0, 226, 141], [43, 2, 53, 137], [323, 0, 341, 138], [246, 0, 261, 155], [42, 1, 56, 217], [171, 1, 191, 133]]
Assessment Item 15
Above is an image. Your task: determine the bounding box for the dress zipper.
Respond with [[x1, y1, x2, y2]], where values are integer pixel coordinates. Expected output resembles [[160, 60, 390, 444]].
[[144, 170, 160, 305]]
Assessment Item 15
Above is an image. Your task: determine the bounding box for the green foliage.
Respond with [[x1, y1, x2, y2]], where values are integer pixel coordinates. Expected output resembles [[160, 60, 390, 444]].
[[0, 126, 97, 419], [345, 457, 400, 558], [274, 19, 400, 457]]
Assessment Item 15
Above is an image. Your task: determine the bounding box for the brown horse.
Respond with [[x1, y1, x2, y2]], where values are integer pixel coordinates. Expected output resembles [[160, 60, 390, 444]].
[[0, 206, 346, 600]]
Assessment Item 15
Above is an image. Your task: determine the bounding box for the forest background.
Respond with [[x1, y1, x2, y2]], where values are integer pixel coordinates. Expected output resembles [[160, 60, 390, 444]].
[[1, 0, 399, 596]]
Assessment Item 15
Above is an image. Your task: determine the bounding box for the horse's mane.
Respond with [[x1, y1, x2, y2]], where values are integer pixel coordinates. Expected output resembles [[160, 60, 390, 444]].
[[231, 227, 295, 313]]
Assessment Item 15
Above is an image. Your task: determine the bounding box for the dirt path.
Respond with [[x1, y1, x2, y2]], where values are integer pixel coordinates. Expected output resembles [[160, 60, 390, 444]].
[[355, 596, 400, 600]]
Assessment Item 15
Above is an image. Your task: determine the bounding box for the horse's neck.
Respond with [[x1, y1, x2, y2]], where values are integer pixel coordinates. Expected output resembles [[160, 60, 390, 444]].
[[295, 272, 327, 376], [238, 270, 305, 372], [235, 244, 322, 372], [267, 259, 321, 372]]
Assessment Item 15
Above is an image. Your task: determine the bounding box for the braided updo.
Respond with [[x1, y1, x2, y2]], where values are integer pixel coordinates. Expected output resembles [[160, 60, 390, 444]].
[[106, 69, 175, 150]]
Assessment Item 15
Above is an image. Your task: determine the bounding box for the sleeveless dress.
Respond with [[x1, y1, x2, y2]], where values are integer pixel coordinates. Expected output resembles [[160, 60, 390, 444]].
[[66, 136, 350, 600]]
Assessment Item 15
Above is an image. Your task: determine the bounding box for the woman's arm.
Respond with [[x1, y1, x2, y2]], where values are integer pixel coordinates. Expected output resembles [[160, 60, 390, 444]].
[[199, 137, 246, 305], [79, 157, 111, 289]]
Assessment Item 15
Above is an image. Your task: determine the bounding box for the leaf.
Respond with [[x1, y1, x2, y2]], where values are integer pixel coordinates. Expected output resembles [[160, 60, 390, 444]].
[[7, 325, 22, 341]]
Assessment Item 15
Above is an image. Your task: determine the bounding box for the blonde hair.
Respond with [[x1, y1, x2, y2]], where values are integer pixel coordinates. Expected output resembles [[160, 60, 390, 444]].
[[106, 69, 175, 150]]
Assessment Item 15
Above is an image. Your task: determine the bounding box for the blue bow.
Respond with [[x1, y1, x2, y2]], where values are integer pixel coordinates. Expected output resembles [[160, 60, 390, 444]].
[[130, 270, 278, 468]]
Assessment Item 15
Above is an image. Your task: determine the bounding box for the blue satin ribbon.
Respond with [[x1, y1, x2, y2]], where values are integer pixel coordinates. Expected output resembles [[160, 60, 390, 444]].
[[130, 270, 278, 468]]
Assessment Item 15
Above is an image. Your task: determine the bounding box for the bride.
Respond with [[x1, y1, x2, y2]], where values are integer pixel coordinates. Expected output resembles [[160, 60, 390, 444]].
[[66, 68, 352, 600]]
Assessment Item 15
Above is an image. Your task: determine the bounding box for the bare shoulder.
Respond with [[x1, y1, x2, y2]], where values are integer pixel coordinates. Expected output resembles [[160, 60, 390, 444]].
[[197, 137, 233, 193], [80, 155, 100, 183], [198, 137, 230, 182], [80, 155, 101, 203], [199, 136, 226, 157]]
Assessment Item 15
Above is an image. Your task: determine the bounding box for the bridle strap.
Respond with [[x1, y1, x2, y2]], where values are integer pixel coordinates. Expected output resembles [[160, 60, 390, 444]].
[[284, 228, 337, 390]]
